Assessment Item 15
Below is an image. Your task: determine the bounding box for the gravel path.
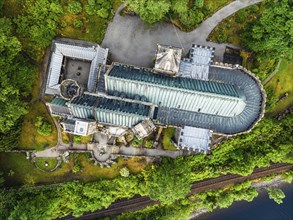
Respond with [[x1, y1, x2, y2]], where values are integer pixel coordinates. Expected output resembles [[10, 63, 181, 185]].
[[102, 0, 262, 67]]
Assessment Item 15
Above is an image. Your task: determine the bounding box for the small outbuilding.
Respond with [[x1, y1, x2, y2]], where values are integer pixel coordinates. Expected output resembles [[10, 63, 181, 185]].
[[154, 44, 182, 75]]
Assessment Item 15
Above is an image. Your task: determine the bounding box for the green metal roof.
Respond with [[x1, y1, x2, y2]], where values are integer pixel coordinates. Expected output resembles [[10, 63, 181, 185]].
[[96, 97, 150, 116], [51, 97, 67, 106], [108, 64, 240, 98]]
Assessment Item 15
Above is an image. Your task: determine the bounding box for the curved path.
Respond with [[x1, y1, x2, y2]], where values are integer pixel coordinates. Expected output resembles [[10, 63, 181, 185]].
[[102, 0, 262, 67]]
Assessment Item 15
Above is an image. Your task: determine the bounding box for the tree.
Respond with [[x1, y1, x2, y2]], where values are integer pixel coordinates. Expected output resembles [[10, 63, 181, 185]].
[[0, 18, 34, 138], [241, 0, 293, 60], [0, 171, 4, 187], [68, 1, 83, 15], [145, 157, 192, 204], [171, 0, 188, 14], [267, 187, 286, 204], [125, 0, 171, 24], [194, 0, 204, 9], [73, 19, 83, 28], [14, 0, 63, 60], [120, 167, 130, 177], [97, 8, 109, 19], [35, 116, 52, 136], [179, 10, 204, 30]]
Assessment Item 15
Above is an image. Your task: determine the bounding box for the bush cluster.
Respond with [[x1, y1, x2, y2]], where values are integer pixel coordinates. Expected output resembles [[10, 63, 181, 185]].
[[34, 116, 52, 136]]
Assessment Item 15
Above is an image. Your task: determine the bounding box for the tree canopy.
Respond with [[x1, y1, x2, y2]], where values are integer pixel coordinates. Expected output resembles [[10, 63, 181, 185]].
[[145, 157, 192, 204], [14, 0, 63, 60], [267, 187, 286, 204], [0, 17, 35, 150], [241, 0, 293, 60], [125, 0, 171, 24]]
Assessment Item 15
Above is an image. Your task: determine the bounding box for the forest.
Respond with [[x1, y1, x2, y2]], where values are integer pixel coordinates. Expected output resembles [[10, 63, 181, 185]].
[[0, 0, 292, 219]]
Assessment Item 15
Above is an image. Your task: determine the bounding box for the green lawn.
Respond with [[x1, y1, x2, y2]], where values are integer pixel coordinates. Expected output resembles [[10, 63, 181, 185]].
[[0, 152, 148, 187], [18, 100, 58, 151], [161, 127, 177, 151], [0, 153, 73, 187], [75, 153, 148, 182], [35, 157, 59, 171], [265, 60, 293, 115]]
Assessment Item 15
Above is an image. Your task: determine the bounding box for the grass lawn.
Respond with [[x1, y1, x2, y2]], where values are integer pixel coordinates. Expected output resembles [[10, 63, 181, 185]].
[[0, 152, 148, 187], [18, 71, 57, 151], [75, 154, 148, 182], [265, 60, 293, 115], [35, 157, 59, 171], [18, 100, 57, 151], [62, 132, 70, 144], [80, 135, 93, 144], [161, 127, 177, 151], [0, 153, 73, 187]]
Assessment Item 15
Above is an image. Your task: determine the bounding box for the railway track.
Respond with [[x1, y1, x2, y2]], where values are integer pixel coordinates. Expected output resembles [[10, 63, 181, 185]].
[[64, 163, 293, 220]]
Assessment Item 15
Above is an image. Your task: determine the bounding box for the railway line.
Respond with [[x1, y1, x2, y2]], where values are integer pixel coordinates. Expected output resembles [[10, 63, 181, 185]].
[[65, 163, 293, 220]]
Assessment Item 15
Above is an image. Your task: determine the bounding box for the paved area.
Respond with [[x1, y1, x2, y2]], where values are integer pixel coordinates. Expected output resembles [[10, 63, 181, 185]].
[[117, 146, 195, 158], [92, 133, 112, 161], [102, 0, 262, 67], [34, 147, 60, 158]]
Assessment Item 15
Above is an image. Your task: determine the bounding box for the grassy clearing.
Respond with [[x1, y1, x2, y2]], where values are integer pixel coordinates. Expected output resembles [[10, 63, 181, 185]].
[[265, 60, 293, 115], [17, 69, 57, 150], [0, 152, 148, 187], [76, 154, 148, 182], [80, 135, 93, 144], [0, 153, 73, 187], [62, 132, 70, 144], [161, 127, 177, 151], [35, 157, 59, 171], [18, 100, 57, 151]]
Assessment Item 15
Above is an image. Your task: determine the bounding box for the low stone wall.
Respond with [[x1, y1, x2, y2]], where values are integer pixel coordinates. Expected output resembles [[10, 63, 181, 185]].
[[32, 156, 62, 173]]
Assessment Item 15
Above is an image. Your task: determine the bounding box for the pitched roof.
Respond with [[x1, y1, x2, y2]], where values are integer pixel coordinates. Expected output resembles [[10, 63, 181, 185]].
[[108, 64, 240, 98]]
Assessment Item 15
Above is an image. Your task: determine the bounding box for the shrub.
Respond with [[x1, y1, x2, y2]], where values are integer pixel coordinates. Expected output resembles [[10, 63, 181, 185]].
[[132, 137, 142, 147], [68, 1, 83, 15], [235, 10, 247, 24], [179, 10, 204, 30], [74, 135, 81, 144], [97, 8, 109, 18], [194, 0, 204, 9], [88, 0, 95, 5], [144, 140, 154, 148], [265, 87, 278, 111], [216, 34, 228, 43], [85, 4, 96, 15], [249, 5, 259, 13], [73, 19, 83, 28], [267, 187, 285, 204], [35, 116, 52, 136], [120, 167, 130, 177], [73, 163, 81, 173]]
